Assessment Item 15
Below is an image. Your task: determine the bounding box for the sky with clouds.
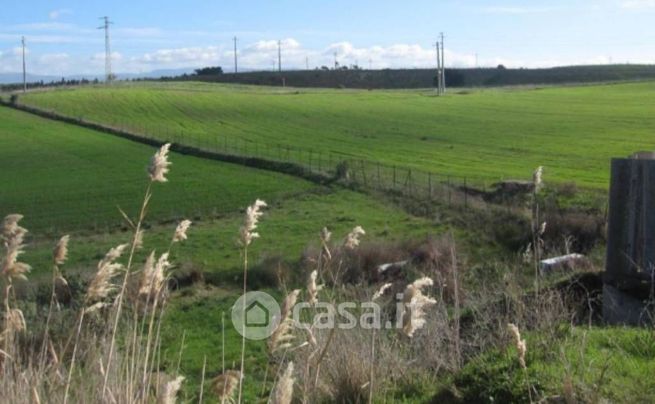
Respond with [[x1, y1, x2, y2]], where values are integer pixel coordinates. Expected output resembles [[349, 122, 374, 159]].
[[1, 0, 654, 76]]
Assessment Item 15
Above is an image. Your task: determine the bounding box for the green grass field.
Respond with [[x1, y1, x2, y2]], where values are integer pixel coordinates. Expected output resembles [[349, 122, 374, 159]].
[[0, 106, 315, 234], [2, 103, 448, 401], [4, 81, 653, 403], [18, 80, 655, 188]]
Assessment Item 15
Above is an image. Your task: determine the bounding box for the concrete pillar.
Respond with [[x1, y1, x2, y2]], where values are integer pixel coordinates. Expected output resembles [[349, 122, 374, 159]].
[[604, 152, 655, 325]]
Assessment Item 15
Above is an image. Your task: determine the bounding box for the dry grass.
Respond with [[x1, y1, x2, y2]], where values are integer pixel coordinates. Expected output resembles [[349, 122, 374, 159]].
[[0, 143, 190, 404]]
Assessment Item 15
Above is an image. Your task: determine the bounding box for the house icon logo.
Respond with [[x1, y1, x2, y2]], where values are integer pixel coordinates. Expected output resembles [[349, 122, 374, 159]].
[[245, 300, 270, 328], [231, 291, 280, 340]]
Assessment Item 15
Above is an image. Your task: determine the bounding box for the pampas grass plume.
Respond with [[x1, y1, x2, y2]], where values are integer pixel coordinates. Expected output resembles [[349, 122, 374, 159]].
[[372, 283, 393, 301], [273, 361, 295, 404], [53, 235, 70, 265], [158, 375, 184, 404], [533, 166, 543, 191], [172, 219, 192, 243], [85, 244, 128, 310], [320, 227, 332, 260], [239, 199, 267, 246], [1, 214, 30, 281], [307, 270, 323, 305], [507, 323, 527, 369], [401, 277, 437, 338], [268, 289, 300, 353], [212, 370, 240, 403], [148, 143, 172, 183], [344, 225, 365, 249]]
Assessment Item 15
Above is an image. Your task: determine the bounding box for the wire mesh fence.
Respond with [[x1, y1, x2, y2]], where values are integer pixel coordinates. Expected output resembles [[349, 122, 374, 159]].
[[101, 115, 500, 211], [3, 102, 511, 235]]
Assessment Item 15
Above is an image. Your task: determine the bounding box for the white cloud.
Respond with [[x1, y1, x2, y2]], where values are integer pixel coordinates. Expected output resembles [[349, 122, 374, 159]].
[[139, 47, 220, 64], [49, 9, 72, 20], [620, 0, 655, 8], [480, 6, 559, 14], [92, 51, 123, 62]]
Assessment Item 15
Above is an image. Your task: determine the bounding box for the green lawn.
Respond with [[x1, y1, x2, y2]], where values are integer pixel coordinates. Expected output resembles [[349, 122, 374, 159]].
[[444, 326, 655, 403], [18, 81, 655, 188], [0, 106, 314, 234]]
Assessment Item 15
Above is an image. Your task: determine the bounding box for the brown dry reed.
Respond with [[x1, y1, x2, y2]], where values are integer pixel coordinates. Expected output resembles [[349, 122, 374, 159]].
[[401, 277, 437, 338], [213, 370, 241, 403], [268, 289, 301, 353], [273, 361, 295, 404]]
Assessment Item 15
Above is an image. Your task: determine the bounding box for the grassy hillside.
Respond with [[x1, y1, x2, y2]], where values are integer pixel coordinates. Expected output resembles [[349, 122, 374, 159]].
[[18, 81, 655, 188], [0, 106, 314, 234], [2, 105, 447, 401]]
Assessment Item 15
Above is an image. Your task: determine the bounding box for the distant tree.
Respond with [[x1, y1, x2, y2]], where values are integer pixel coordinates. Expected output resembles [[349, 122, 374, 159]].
[[194, 66, 223, 75], [446, 70, 465, 86], [497, 64, 507, 70]]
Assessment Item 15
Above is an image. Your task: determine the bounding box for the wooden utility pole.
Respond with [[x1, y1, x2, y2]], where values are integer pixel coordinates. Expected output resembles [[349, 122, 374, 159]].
[[604, 151, 655, 325]]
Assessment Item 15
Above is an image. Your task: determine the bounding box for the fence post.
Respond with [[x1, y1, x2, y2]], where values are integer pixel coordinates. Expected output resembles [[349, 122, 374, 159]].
[[428, 172, 432, 200], [377, 163, 381, 190], [604, 152, 655, 325]]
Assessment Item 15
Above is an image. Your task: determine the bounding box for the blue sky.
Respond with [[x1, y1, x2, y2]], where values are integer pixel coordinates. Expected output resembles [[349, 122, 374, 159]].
[[1, 0, 654, 75]]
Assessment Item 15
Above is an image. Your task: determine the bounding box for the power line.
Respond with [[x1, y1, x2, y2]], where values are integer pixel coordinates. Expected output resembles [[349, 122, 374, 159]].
[[233, 36, 238, 73], [21, 36, 26, 93], [97, 17, 113, 83]]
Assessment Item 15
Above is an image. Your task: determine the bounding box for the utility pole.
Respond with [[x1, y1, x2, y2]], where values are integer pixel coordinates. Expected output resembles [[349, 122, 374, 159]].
[[440, 32, 446, 94], [233, 36, 238, 73], [97, 17, 113, 83], [368, 58, 372, 70], [278, 40, 282, 72], [306, 56, 309, 70], [21, 36, 26, 93], [475, 53, 479, 68], [435, 41, 442, 95]]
